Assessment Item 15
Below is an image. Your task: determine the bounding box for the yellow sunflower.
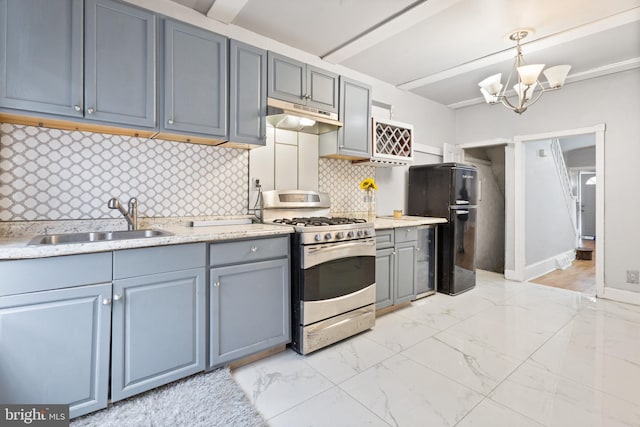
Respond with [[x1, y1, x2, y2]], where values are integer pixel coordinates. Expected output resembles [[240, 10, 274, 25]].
[[359, 177, 378, 190]]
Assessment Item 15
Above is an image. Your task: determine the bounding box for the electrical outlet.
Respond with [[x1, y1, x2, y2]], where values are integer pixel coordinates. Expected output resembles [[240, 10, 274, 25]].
[[627, 270, 640, 285]]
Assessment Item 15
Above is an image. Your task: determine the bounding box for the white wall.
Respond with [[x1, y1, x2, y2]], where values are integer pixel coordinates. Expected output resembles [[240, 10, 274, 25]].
[[524, 139, 576, 267], [565, 146, 596, 168], [456, 68, 640, 293]]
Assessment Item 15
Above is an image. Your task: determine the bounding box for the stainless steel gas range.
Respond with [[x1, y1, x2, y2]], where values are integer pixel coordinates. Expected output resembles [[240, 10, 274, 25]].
[[262, 190, 376, 355]]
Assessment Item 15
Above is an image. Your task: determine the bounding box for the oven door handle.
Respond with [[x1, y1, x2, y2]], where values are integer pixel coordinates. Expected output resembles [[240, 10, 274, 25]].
[[302, 238, 376, 269]]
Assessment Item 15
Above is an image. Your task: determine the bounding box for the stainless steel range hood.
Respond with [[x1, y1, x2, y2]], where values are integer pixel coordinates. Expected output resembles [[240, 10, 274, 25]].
[[266, 98, 343, 135]]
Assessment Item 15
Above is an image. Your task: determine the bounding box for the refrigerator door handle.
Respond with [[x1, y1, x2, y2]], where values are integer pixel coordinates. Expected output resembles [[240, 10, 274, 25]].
[[454, 210, 469, 215]]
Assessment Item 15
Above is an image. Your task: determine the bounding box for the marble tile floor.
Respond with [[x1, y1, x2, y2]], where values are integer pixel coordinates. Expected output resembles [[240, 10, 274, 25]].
[[232, 270, 640, 427]]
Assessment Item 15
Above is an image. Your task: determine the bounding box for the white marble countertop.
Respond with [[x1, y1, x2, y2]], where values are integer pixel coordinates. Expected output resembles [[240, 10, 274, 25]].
[[0, 215, 447, 260], [0, 223, 294, 260], [374, 216, 447, 229]]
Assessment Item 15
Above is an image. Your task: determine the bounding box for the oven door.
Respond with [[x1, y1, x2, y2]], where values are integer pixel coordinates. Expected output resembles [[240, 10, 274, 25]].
[[299, 238, 375, 325]]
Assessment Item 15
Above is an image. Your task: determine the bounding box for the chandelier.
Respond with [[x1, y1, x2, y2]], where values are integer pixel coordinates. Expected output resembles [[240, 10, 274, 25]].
[[478, 29, 571, 114]]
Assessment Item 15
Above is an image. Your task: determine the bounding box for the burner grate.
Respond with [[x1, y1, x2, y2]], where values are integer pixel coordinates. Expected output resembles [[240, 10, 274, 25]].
[[272, 216, 367, 226]]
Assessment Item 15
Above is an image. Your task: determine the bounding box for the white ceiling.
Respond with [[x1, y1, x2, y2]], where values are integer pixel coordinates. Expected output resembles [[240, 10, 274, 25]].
[[170, 0, 640, 109]]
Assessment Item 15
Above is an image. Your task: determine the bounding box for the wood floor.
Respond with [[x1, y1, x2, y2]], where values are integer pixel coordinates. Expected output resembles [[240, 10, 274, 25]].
[[531, 240, 596, 295]]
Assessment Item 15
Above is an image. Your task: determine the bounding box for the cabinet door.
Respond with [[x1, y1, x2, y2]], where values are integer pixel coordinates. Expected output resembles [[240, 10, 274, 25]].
[[267, 52, 306, 104], [306, 65, 338, 113], [395, 241, 416, 304], [0, 283, 111, 419], [163, 19, 227, 137], [210, 258, 290, 368], [375, 247, 394, 310], [229, 39, 266, 145], [111, 268, 206, 402], [338, 77, 372, 158], [0, 0, 83, 117], [85, 0, 156, 127]]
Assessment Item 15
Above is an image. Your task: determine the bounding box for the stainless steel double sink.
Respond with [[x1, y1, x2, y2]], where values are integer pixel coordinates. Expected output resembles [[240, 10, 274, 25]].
[[28, 229, 172, 245]]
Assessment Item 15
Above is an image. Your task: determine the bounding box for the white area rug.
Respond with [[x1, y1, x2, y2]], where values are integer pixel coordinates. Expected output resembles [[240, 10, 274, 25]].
[[71, 368, 266, 427]]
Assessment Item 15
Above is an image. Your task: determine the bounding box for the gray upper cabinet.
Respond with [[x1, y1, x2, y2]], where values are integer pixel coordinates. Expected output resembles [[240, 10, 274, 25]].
[[267, 52, 338, 113], [162, 19, 227, 138], [85, 0, 156, 128], [318, 76, 372, 159], [307, 65, 339, 112], [338, 77, 372, 158], [229, 39, 266, 146], [0, 0, 83, 117]]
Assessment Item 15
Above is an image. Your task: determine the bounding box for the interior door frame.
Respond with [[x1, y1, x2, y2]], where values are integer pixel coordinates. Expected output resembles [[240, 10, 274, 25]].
[[512, 124, 605, 297], [457, 125, 605, 299]]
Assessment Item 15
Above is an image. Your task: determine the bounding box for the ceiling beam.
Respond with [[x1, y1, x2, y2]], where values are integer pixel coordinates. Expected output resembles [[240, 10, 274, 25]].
[[206, 0, 249, 24], [398, 7, 640, 91], [321, 0, 463, 64]]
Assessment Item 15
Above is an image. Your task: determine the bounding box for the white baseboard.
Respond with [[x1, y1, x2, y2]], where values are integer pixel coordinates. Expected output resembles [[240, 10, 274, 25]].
[[504, 269, 519, 281], [524, 249, 575, 281], [602, 287, 640, 305]]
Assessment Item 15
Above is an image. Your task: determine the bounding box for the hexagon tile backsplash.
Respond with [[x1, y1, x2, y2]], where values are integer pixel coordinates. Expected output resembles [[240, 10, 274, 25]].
[[0, 123, 248, 221], [319, 158, 375, 215]]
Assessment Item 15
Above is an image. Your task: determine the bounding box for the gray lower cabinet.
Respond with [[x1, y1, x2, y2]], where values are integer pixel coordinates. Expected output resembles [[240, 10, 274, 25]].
[[161, 18, 227, 138], [375, 246, 394, 310], [209, 236, 291, 368], [375, 227, 417, 309], [85, 0, 156, 127], [229, 39, 267, 146], [319, 76, 372, 159], [111, 243, 206, 402], [267, 52, 338, 112], [0, 253, 112, 419], [0, 0, 83, 117]]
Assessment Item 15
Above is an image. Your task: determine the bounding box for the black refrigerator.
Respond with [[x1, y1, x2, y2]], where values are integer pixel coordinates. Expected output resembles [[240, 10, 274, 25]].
[[407, 163, 478, 295]]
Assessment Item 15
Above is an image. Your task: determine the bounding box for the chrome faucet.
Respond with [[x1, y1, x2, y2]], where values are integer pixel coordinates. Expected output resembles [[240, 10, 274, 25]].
[[108, 197, 138, 231]]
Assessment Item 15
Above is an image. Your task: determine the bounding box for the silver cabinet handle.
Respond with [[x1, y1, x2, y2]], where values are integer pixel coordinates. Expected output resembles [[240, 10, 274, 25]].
[[250, 246, 258, 252], [455, 210, 469, 215], [113, 293, 123, 301], [168, 119, 174, 125], [416, 247, 421, 252], [214, 282, 220, 288], [87, 107, 95, 114], [73, 105, 81, 112], [102, 297, 112, 305]]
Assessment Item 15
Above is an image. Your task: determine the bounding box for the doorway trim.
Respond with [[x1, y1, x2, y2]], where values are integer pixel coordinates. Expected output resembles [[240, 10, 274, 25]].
[[512, 124, 605, 297]]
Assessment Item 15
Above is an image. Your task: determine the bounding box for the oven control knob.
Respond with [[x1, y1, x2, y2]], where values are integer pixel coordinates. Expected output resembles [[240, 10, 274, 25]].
[[347, 231, 354, 238], [315, 233, 322, 241], [336, 232, 344, 239], [324, 233, 332, 240], [357, 230, 364, 237], [363, 229, 369, 236]]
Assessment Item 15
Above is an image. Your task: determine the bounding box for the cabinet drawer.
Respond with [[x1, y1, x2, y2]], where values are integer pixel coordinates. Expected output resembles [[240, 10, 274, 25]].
[[0, 252, 112, 297], [375, 229, 394, 248], [210, 236, 289, 266], [395, 227, 417, 243], [114, 243, 206, 279]]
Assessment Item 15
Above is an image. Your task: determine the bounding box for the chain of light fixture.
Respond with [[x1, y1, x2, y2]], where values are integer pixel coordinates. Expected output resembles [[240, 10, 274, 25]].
[[478, 29, 571, 114]]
